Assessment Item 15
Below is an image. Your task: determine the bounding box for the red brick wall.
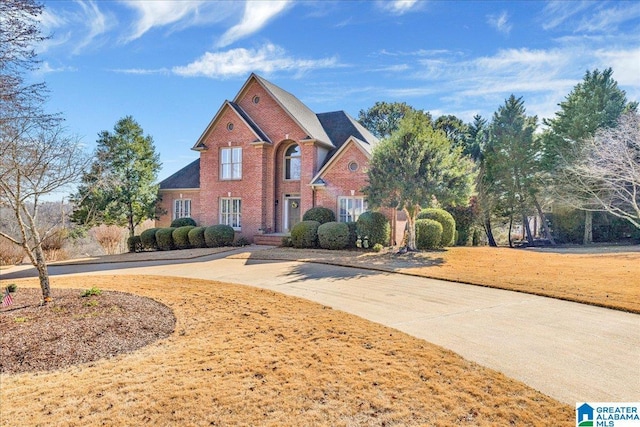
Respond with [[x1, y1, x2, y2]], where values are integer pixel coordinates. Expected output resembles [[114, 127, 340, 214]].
[[156, 189, 201, 227]]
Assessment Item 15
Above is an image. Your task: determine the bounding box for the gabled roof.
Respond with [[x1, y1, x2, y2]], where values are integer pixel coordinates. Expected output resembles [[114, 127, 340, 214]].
[[159, 158, 200, 190], [309, 136, 373, 186], [237, 73, 333, 147], [192, 100, 271, 151], [317, 110, 379, 155]]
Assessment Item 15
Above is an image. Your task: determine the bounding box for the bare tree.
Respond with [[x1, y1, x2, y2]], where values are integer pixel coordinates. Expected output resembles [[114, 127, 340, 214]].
[[1, 0, 88, 301], [559, 112, 640, 229]]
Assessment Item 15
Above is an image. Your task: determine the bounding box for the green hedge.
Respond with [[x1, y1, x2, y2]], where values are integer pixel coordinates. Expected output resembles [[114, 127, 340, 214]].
[[417, 208, 456, 247], [346, 221, 358, 248], [156, 227, 176, 251], [127, 236, 142, 253], [188, 226, 207, 248], [318, 222, 349, 250], [291, 220, 320, 248], [356, 211, 390, 247], [171, 217, 196, 227], [302, 207, 336, 224], [204, 224, 235, 247], [140, 228, 159, 250], [416, 219, 443, 250], [173, 226, 194, 250]]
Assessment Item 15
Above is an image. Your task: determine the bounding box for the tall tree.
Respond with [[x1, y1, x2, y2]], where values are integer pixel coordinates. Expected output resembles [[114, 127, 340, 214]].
[[434, 114, 470, 151], [357, 101, 431, 139], [485, 95, 540, 247], [561, 112, 640, 229], [71, 116, 162, 238], [542, 68, 637, 243], [363, 111, 474, 250], [466, 114, 488, 162], [1, 0, 88, 301]]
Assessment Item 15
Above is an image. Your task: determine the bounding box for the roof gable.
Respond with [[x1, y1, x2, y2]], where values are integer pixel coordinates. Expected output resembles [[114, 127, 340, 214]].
[[192, 100, 271, 151], [236, 73, 333, 146], [309, 137, 372, 186]]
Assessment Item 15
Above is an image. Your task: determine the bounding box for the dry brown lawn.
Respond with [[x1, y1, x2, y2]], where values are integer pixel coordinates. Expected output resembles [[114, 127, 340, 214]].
[[238, 246, 640, 313], [1, 275, 573, 426]]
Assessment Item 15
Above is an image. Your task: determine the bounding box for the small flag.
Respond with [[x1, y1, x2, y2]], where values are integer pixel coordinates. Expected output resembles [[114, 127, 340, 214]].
[[1, 288, 13, 307]]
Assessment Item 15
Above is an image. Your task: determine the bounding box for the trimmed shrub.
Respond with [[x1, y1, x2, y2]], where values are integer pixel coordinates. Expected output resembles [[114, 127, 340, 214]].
[[234, 236, 250, 247], [356, 211, 390, 247], [188, 226, 207, 248], [173, 226, 194, 250], [140, 228, 159, 250], [281, 235, 293, 247], [156, 227, 176, 251], [416, 219, 443, 250], [291, 220, 320, 248], [372, 243, 383, 252], [346, 221, 358, 248], [318, 222, 349, 250], [171, 217, 197, 227], [417, 208, 456, 247], [302, 207, 336, 225], [127, 236, 142, 253], [204, 225, 235, 247]]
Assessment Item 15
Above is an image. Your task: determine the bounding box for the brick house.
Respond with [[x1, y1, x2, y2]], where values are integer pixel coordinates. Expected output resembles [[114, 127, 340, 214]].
[[157, 73, 405, 244]]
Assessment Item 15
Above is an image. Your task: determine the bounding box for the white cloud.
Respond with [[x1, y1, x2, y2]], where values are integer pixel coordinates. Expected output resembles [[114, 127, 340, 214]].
[[73, 1, 114, 53], [575, 2, 640, 33], [540, 1, 591, 30], [377, 0, 421, 16], [216, 1, 292, 48], [593, 47, 640, 88], [487, 11, 512, 35], [34, 62, 77, 75], [172, 43, 339, 78]]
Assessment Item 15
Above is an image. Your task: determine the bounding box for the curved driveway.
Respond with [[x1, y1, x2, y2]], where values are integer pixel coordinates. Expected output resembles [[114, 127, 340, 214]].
[[4, 248, 639, 405]]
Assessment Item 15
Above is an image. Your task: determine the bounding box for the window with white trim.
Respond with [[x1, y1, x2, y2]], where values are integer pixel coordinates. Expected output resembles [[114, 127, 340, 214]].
[[284, 144, 301, 180], [338, 197, 367, 222], [220, 198, 241, 230], [221, 147, 242, 180], [174, 199, 191, 220]]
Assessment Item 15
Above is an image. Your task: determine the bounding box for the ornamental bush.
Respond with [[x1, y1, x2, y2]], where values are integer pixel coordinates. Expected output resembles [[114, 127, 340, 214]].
[[127, 236, 142, 253], [204, 224, 235, 247], [417, 208, 456, 247], [140, 228, 159, 250], [156, 227, 176, 251], [318, 221, 349, 250], [356, 211, 390, 247], [188, 226, 207, 248], [290, 220, 320, 248], [302, 207, 336, 224], [416, 219, 443, 250], [171, 217, 197, 227], [173, 226, 194, 250], [346, 221, 358, 248]]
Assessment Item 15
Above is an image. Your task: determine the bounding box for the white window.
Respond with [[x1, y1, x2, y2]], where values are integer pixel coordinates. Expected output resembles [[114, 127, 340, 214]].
[[338, 197, 367, 222], [221, 147, 242, 180], [284, 144, 301, 180], [220, 198, 241, 230], [174, 199, 191, 220]]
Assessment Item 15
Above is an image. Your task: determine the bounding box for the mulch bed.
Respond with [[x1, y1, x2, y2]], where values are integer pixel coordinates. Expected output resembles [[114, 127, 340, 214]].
[[0, 288, 175, 374]]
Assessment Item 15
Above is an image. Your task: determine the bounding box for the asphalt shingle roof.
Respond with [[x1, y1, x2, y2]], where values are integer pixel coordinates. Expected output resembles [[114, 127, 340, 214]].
[[159, 158, 200, 189]]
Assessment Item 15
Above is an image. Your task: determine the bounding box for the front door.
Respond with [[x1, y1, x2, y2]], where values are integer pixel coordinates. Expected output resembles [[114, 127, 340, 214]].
[[284, 197, 301, 232]]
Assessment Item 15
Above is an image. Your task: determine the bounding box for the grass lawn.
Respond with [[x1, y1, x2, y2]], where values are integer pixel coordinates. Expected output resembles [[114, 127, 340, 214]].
[[238, 246, 640, 313], [1, 275, 573, 426]]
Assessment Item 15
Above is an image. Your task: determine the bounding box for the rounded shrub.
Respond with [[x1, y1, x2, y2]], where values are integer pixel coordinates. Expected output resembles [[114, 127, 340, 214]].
[[171, 217, 196, 227], [127, 236, 142, 253], [416, 219, 443, 250], [356, 211, 390, 247], [173, 226, 194, 250], [417, 208, 456, 247], [204, 224, 235, 247], [156, 227, 176, 251], [290, 220, 320, 248], [140, 228, 159, 250], [346, 221, 358, 248], [318, 221, 349, 250], [281, 235, 293, 247], [302, 207, 336, 224], [188, 226, 207, 248]]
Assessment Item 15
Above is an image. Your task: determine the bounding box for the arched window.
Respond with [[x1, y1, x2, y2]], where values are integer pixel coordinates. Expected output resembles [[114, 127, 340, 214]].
[[284, 144, 301, 180]]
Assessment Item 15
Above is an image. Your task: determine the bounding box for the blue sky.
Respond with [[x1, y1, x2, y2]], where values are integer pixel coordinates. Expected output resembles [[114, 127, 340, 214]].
[[36, 0, 640, 181]]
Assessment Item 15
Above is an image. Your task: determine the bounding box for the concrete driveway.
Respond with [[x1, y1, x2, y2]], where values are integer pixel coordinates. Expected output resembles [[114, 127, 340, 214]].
[[3, 248, 639, 405]]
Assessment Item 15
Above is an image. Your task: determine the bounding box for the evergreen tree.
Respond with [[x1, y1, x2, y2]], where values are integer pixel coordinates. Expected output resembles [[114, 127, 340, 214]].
[[357, 101, 431, 139]]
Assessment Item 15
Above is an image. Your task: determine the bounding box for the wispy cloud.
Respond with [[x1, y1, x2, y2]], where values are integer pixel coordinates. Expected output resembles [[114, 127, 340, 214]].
[[541, 1, 640, 33], [540, 1, 591, 30], [575, 2, 640, 32], [377, 0, 422, 16], [73, 1, 113, 53], [487, 11, 512, 35], [171, 43, 340, 78], [34, 62, 77, 75], [216, 1, 292, 48]]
